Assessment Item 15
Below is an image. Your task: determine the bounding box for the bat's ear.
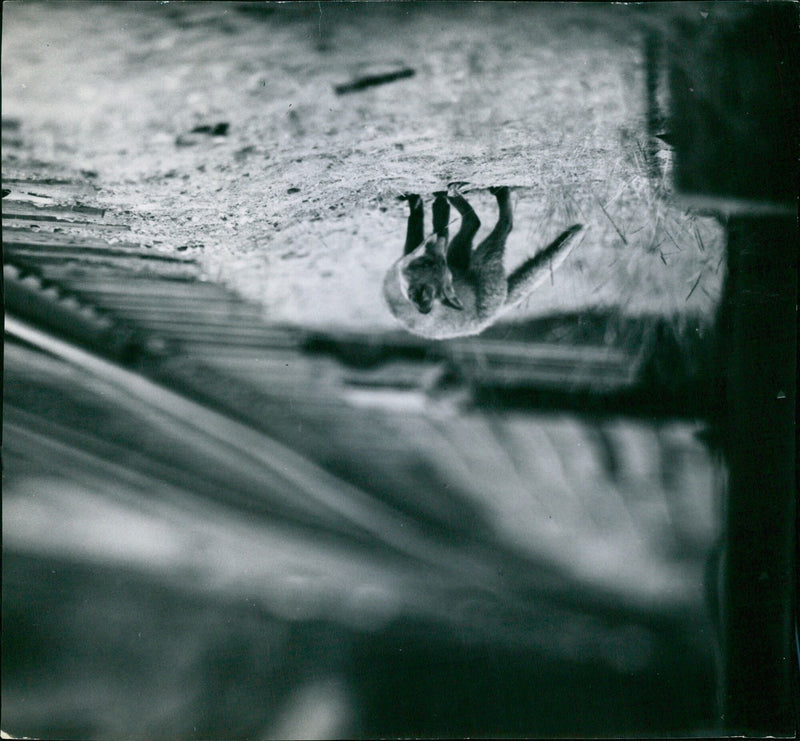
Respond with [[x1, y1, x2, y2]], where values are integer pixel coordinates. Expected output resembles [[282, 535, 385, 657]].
[[440, 272, 463, 310]]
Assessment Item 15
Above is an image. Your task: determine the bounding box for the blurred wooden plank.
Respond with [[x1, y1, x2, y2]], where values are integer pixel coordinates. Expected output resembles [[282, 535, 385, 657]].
[[104, 315, 287, 337], [2, 216, 130, 232], [2, 229, 190, 266], [446, 338, 631, 365], [67, 292, 262, 310], [0, 198, 107, 218], [16, 260, 200, 280], [1, 177, 99, 200], [170, 336, 305, 357]]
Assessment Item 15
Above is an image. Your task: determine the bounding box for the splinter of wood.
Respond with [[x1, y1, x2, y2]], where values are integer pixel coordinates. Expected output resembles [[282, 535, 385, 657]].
[[334, 68, 415, 95]]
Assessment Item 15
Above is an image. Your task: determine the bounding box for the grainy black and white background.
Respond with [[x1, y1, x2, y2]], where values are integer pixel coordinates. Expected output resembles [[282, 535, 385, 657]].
[[2, 2, 796, 739]]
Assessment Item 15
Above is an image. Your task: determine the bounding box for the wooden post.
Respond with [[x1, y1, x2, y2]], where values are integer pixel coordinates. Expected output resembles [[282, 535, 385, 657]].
[[720, 216, 797, 734], [665, 3, 799, 733]]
